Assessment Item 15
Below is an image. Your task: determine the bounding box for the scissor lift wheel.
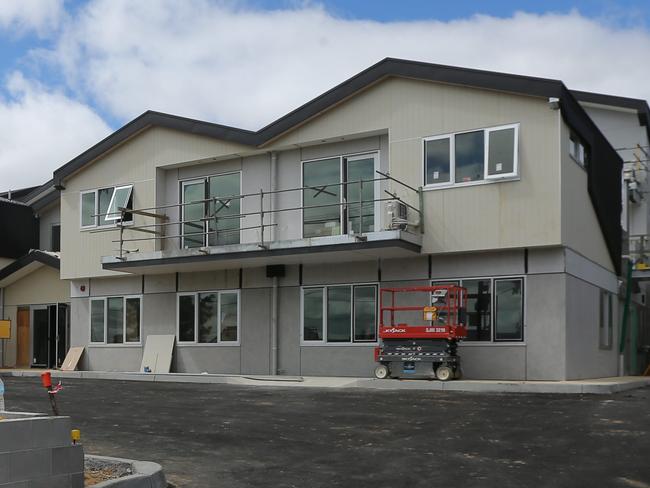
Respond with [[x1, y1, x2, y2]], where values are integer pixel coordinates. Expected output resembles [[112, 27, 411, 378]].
[[374, 364, 390, 379], [435, 365, 453, 382]]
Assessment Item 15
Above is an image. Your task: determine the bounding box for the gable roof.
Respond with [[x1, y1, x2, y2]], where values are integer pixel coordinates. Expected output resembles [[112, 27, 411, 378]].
[[0, 250, 59, 287], [52, 57, 610, 185], [48, 57, 624, 273]]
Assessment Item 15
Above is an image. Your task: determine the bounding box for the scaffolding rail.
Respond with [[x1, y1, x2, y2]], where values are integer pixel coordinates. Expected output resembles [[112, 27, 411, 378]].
[[92, 170, 424, 260]]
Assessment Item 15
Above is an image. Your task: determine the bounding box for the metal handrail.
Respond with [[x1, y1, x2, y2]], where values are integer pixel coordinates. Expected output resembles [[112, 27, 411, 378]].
[[106, 170, 423, 259]]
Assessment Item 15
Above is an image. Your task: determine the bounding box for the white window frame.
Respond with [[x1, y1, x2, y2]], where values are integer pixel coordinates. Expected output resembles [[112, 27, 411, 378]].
[[569, 132, 587, 168], [300, 152, 381, 239], [485, 124, 520, 181], [176, 289, 241, 346], [423, 123, 520, 189], [179, 171, 243, 249], [80, 189, 98, 229], [80, 186, 134, 230], [88, 295, 143, 346], [431, 275, 526, 344], [105, 185, 134, 221], [300, 282, 379, 345], [180, 178, 207, 249]]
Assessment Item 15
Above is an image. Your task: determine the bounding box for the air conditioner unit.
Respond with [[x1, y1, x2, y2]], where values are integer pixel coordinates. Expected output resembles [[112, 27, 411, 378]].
[[387, 201, 408, 230]]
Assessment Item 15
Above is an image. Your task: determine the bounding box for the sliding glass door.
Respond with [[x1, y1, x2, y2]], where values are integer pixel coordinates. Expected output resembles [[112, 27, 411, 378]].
[[302, 154, 377, 238]]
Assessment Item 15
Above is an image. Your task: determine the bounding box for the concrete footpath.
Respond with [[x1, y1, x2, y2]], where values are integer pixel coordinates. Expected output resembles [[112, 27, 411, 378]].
[[2, 369, 649, 394]]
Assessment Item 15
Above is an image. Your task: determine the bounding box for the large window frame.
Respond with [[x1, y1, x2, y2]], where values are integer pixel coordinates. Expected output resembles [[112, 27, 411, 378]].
[[179, 171, 243, 249], [300, 152, 380, 239], [300, 283, 379, 345], [80, 185, 134, 229], [423, 123, 520, 189], [431, 276, 525, 343], [176, 289, 241, 346], [88, 295, 142, 346]]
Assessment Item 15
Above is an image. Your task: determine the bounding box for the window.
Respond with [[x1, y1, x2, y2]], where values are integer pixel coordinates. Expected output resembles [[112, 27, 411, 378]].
[[80, 186, 134, 228], [302, 153, 378, 238], [432, 276, 524, 342], [494, 278, 524, 341], [51, 224, 61, 252], [424, 124, 519, 187], [181, 172, 241, 248], [302, 284, 378, 343], [177, 290, 240, 344], [599, 290, 613, 349], [569, 132, 588, 167], [89, 296, 142, 344]]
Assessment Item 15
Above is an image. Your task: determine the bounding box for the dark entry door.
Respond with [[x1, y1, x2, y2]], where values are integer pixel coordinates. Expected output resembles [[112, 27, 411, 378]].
[[56, 304, 70, 368], [32, 307, 50, 367]]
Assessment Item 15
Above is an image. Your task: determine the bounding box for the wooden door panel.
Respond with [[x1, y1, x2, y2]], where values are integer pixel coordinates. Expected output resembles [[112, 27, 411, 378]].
[[16, 308, 30, 368]]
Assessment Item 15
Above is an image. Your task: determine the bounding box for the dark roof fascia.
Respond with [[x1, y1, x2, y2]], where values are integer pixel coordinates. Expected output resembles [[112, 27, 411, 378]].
[[52, 58, 569, 185], [0, 250, 60, 282], [571, 89, 650, 144], [53, 112, 258, 186], [256, 58, 566, 143]]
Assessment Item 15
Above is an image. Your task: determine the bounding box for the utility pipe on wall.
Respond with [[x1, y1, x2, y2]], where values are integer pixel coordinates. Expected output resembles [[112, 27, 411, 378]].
[[270, 151, 279, 375], [271, 276, 279, 375]]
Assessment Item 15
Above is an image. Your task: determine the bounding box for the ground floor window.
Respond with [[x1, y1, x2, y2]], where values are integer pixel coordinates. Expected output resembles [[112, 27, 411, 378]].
[[302, 284, 378, 343], [432, 277, 524, 342], [177, 290, 240, 344], [599, 290, 613, 349], [90, 296, 141, 344]]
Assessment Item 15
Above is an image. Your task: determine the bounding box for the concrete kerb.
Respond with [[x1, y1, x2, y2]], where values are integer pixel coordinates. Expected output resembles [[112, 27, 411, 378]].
[[1, 369, 649, 394], [86, 455, 166, 488]]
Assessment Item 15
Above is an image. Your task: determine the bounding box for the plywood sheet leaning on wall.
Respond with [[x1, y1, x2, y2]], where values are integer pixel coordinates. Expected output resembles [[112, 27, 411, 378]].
[[61, 346, 84, 371], [140, 335, 175, 374]]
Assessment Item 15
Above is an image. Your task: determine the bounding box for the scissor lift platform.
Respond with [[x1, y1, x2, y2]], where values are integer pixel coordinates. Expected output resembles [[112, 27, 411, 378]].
[[374, 285, 467, 381]]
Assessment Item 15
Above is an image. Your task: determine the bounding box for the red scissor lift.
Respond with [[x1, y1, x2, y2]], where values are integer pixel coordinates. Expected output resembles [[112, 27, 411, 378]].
[[374, 285, 468, 381]]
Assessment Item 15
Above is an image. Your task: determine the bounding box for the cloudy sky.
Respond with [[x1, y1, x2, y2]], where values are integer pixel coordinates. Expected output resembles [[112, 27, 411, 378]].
[[1, 0, 650, 190]]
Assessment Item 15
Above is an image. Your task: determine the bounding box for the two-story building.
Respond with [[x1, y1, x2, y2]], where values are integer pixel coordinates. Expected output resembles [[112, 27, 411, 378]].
[[20, 58, 623, 381]]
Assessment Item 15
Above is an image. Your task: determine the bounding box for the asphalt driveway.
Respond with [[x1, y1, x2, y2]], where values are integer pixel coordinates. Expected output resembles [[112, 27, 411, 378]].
[[3, 376, 649, 488]]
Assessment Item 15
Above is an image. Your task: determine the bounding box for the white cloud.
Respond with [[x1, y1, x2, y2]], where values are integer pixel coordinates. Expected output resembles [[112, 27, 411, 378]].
[[0, 0, 64, 36], [0, 72, 110, 189], [49, 1, 650, 131], [3, 1, 650, 189]]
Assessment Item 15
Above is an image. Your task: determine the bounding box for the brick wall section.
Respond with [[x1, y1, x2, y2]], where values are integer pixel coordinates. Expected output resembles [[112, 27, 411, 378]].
[[0, 415, 83, 488]]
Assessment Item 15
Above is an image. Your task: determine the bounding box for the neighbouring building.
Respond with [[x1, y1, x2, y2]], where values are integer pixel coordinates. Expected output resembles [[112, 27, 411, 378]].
[[2, 58, 649, 379], [0, 184, 70, 369]]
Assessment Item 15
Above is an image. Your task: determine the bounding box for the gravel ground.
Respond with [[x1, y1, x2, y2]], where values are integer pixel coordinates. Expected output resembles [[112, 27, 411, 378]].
[[3, 376, 650, 488]]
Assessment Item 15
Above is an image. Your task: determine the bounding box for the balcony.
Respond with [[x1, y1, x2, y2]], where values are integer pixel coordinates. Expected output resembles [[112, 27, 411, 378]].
[[100, 171, 424, 274]]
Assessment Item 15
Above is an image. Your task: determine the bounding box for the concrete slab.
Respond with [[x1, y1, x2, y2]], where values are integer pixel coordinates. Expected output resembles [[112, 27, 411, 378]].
[[1, 369, 649, 394]]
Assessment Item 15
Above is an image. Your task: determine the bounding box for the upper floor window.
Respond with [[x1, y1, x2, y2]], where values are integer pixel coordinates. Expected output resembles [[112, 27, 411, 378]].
[[81, 185, 133, 228], [302, 153, 378, 238], [569, 131, 588, 168], [424, 124, 519, 187], [181, 172, 241, 248]]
